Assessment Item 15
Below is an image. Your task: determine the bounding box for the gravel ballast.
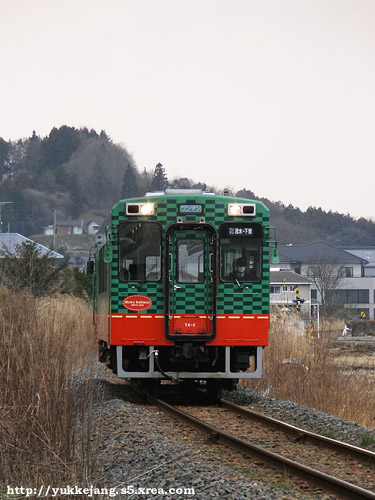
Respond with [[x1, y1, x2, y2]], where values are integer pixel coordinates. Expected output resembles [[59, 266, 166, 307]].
[[86, 364, 374, 500]]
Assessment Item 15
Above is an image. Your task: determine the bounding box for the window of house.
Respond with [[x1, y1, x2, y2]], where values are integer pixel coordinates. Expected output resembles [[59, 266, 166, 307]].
[[307, 267, 319, 278], [347, 290, 358, 303], [270, 286, 281, 294], [332, 289, 369, 304], [341, 267, 353, 277], [357, 289, 369, 303]]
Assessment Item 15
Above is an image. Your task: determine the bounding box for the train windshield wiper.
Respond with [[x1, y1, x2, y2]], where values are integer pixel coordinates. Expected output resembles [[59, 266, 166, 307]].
[[231, 272, 243, 289], [137, 264, 158, 289], [136, 277, 147, 290]]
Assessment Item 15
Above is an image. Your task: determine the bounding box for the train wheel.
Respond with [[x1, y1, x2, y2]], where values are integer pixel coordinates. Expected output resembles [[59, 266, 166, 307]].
[[180, 379, 197, 396], [222, 379, 238, 391], [206, 380, 222, 402]]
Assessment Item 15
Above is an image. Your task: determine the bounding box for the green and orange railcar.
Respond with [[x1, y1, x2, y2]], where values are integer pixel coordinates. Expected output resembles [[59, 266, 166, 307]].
[[89, 189, 278, 392]]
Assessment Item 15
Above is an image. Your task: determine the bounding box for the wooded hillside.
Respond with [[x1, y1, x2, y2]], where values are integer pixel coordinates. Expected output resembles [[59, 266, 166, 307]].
[[1, 125, 374, 245]]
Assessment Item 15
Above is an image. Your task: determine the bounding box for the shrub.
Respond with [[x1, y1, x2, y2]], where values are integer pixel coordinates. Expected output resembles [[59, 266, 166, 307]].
[[0, 241, 92, 299], [0, 241, 66, 296]]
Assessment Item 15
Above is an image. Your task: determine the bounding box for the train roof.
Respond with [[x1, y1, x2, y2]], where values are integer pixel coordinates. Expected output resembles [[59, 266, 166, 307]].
[[116, 189, 268, 209]]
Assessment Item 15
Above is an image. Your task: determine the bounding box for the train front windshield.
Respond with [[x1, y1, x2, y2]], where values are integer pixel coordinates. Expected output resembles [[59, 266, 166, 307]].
[[220, 222, 262, 282], [118, 222, 161, 281]]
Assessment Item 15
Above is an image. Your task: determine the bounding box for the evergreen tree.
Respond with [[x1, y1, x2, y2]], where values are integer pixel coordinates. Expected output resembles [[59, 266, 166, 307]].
[[121, 164, 138, 199], [135, 167, 151, 195], [0, 242, 66, 296], [100, 129, 110, 141], [0, 138, 10, 176], [236, 188, 256, 200], [150, 163, 168, 191], [170, 177, 192, 189], [25, 131, 41, 175], [40, 125, 81, 168]]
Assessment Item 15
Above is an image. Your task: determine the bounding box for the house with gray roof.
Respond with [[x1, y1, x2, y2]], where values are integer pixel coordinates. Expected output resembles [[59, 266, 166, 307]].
[[277, 241, 375, 319], [279, 241, 366, 277], [340, 247, 375, 278], [0, 233, 64, 259], [270, 270, 313, 316]]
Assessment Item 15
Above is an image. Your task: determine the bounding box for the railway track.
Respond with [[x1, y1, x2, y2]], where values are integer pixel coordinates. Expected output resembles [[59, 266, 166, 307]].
[[151, 395, 375, 500]]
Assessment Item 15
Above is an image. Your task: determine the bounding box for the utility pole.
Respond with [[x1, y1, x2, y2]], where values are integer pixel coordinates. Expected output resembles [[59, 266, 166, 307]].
[[0, 202, 12, 233]]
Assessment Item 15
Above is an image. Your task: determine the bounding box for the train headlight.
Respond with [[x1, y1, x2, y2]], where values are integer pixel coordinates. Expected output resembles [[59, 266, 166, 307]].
[[228, 203, 256, 216], [140, 203, 154, 215], [228, 204, 242, 216], [126, 203, 155, 216]]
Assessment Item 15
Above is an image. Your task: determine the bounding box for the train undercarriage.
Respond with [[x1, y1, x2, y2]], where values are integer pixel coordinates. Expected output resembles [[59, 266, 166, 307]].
[[98, 340, 263, 397]]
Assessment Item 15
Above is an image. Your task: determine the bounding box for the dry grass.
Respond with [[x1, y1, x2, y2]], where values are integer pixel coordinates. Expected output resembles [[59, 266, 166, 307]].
[[245, 310, 375, 429], [0, 289, 97, 490]]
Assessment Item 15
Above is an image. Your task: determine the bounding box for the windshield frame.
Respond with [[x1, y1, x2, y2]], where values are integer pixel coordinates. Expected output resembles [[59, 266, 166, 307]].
[[118, 221, 162, 282], [219, 222, 263, 283]]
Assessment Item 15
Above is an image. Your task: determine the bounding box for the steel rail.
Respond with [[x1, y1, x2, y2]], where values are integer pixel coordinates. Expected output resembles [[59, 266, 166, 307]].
[[152, 396, 375, 500], [220, 398, 375, 465]]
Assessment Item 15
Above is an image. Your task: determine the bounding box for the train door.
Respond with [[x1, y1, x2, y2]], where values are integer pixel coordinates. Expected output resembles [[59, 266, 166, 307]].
[[165, 224, 217, 340]]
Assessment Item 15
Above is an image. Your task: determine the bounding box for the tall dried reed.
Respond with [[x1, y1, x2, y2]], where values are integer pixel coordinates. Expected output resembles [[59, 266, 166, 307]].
[[0, 289, 97, 490], [246, 311, 375, 429]]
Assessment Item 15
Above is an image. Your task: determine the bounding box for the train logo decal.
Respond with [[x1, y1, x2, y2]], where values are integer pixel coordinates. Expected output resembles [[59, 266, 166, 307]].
[[123, 295, 152, 311]]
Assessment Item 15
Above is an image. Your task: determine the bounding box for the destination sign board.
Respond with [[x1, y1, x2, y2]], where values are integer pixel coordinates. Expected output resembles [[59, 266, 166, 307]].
[[179, 204, 203, 214]]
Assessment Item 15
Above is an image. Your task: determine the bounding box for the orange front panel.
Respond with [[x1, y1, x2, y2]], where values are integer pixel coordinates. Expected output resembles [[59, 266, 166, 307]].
[[169, 314, 213, 335], [110, 314, 172, 346], [208, 314, 269, 346], [109, 314, 269, 347]]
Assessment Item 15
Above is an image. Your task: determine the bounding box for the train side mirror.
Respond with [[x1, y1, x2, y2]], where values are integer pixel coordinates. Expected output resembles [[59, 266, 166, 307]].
[[271, 247, 280, 264], [104, 244, 113, 263], [86, 260, 94, 275]]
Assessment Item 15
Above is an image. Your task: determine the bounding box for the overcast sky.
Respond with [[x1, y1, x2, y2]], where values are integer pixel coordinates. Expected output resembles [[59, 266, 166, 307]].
[[1, 0, 375, 220]]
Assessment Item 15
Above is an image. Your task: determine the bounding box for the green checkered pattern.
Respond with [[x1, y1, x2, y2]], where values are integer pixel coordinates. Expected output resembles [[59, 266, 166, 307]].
[[108, 194, 270, 315], [171, 286, 210, 314], [169, 228, 212, 315]]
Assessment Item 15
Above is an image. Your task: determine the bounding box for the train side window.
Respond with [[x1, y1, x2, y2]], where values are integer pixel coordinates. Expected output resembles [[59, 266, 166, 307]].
[[98, 247, 107, 293], [219, 223, 262, 282], [119, 222, 161, 282], [177, 239, 204, 283]]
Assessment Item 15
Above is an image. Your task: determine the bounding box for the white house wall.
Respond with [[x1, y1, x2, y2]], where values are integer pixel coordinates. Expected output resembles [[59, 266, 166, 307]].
[[270, 283, 311, 316], [337, 277, 375, 320]]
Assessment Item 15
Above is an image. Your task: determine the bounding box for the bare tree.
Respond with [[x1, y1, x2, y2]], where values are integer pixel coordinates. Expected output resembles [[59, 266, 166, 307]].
[[307, 257, 344, 307]]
